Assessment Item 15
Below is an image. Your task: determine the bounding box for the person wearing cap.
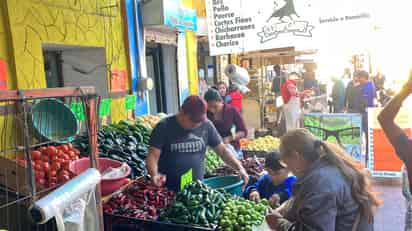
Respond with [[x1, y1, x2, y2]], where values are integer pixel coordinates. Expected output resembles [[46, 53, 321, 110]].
[[244, 152, 296, 207], [204, 88, 247, 157], [146, 95, 249, 192]]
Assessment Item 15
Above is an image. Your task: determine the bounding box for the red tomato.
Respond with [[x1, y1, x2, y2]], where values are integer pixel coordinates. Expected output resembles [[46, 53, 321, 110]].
[[72, 156, 79, 161], [35, 171, 45, 178], [34, 161, 43, 171], [60, 144, 69, 153], [58, 151, 65, 158], [41, 155, 49, 162], [46, 146, 58, 157], [50, 162, 61, 171], [49, 176, 57, 183], [42, 162, 50, 171], [62, 162, 71, 171], [59, 170, 70, 177], [38, 178, 46, 186], [31, 151, 42, 160], [58, 174, 70, 183], [72, 148, 81, 156], [49, 182, 57, 188], [49, 170, 57, 177], [39, 147, 48, 155], [51, 155, 59, 162], [62, 154, 70, 161], [67, 151, 75, 156]]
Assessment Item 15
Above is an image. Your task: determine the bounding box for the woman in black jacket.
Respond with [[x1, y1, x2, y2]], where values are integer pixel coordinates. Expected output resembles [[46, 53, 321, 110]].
[[266, 129, 381, 231]]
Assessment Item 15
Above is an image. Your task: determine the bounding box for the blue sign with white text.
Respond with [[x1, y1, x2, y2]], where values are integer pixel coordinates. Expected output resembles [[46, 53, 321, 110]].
[[164, 0, 197, 32]]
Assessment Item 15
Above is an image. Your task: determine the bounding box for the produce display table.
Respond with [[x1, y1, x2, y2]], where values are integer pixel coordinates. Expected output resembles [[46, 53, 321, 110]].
[[104, 214, 216, 231]]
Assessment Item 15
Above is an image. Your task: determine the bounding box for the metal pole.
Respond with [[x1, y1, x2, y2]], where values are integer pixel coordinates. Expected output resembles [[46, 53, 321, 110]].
[[85, 95, 104, 231], [19, 91, 37, 201]]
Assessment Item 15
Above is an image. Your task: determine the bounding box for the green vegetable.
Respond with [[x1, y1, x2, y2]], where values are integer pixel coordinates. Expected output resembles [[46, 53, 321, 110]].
[[74, 119, 152, 178], [205, 149, 225, 176], [160, 180, 229, 228], [218, 198, 268, 230]]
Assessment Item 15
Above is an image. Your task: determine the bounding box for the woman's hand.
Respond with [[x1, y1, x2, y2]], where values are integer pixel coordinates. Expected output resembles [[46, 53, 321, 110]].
[[249, 190, 261, 202], [266, 211, 283, 230], [269, 194, 281, 208]]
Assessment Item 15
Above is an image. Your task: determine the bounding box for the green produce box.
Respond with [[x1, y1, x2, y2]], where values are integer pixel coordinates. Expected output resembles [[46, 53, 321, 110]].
[[203, 176, 243, 196]]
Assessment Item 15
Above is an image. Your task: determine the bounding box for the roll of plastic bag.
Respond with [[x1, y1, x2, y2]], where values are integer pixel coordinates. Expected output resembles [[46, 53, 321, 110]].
[[225, 64, 250, 86], [29, 168, 101, 225]]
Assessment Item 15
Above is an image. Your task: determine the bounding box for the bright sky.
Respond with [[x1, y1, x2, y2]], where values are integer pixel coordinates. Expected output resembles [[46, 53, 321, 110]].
[[313, 0, 412, 87]]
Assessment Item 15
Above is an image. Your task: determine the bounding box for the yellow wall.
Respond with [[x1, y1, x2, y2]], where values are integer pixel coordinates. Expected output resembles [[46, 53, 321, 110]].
[[4, 0, 129, 122], [0, 1, 16, 90], [192, 0, 206, 17], [183, 0, 199, 95]]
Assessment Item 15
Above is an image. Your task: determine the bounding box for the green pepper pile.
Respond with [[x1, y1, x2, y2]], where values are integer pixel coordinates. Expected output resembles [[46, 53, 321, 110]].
[[218, 198, 268, 231], [205, 149, 224, 176], [75, 120, 152, 178], [159, 181, 230, 228]]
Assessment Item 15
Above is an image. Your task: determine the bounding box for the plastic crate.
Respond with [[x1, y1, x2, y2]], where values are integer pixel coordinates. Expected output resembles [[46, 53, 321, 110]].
[[242, 150, 272, 158], [104, 213, 217, 231]]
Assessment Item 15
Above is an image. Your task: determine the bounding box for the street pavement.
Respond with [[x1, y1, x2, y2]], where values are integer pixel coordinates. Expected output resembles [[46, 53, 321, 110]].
[[374, 178, 405, 231]]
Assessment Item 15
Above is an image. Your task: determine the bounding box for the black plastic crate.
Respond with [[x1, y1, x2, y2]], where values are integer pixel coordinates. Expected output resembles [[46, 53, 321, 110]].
[[242, 150, 271, 158], [104, 213, 217, 231]]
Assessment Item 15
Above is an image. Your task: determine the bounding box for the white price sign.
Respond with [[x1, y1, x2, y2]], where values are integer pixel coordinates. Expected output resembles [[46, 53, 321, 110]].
[[205, 0, 373, 56]]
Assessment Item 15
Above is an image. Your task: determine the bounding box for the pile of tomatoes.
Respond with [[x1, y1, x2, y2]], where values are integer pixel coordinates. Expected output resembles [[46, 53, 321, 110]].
[[29, 144, 81, 188]]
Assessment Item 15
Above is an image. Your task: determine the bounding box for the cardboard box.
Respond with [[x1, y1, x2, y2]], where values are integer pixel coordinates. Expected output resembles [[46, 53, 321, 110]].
[[0, 156, 31, 195]]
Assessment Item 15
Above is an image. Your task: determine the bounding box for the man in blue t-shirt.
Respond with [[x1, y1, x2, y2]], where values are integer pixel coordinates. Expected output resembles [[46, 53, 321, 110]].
[[357, 70, 376, 108], [146, 96, 249, 192]]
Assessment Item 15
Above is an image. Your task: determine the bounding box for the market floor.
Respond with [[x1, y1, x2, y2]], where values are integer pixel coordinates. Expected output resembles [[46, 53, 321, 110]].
[[373, 178, 405, 231]]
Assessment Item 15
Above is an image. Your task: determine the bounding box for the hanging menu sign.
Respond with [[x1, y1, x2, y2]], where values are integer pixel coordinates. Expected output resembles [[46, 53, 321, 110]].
[[205, 0, 373, 56]]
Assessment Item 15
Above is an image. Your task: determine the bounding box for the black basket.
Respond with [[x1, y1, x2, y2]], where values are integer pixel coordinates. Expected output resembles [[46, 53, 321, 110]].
[[104, 213, 217, 231]]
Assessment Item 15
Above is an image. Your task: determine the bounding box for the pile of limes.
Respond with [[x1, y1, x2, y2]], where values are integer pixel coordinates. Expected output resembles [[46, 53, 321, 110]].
[[218, 198, 268, 231]]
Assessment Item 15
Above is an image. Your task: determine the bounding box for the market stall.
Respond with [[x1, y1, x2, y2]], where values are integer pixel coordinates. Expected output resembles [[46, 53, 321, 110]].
[[239, 49, 318, 137]]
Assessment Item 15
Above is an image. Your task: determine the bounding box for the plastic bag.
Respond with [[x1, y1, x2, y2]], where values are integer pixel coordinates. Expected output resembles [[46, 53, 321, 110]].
[[252, 220, 272, 231], [58, 191, 99, 231], [102, 163, 129, 180]]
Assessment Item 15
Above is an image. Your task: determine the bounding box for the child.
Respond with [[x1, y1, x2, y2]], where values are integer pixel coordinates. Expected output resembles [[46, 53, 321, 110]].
[[244, 152, 296, 207]]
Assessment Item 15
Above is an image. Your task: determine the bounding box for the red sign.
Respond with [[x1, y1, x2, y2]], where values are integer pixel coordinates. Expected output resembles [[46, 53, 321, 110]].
[[0, 59, 7, 90], [111, 70, 127, 92]]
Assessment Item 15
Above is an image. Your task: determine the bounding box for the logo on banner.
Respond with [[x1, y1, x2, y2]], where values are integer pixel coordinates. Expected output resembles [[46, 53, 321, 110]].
[[258, 0, 315, 43]]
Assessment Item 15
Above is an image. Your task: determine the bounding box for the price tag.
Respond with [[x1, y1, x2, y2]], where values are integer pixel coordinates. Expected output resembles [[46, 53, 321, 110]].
[[180, 168, 193, 190], [70, 102, 85, 121], [99, 98, 112, 117], [125, 94, 137, 111]]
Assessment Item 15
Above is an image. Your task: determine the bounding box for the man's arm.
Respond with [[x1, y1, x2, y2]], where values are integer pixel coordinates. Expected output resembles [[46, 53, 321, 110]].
[[146, 147, 161, 178], [213, 143, 249, 185], [377, 85, 410, 147], [224, 109, 247, 143]]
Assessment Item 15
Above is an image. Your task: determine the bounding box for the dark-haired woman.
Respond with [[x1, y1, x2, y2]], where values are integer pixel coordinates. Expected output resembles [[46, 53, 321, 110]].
[[266, 129, 381, 231], [216, 81, 231, 103]]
